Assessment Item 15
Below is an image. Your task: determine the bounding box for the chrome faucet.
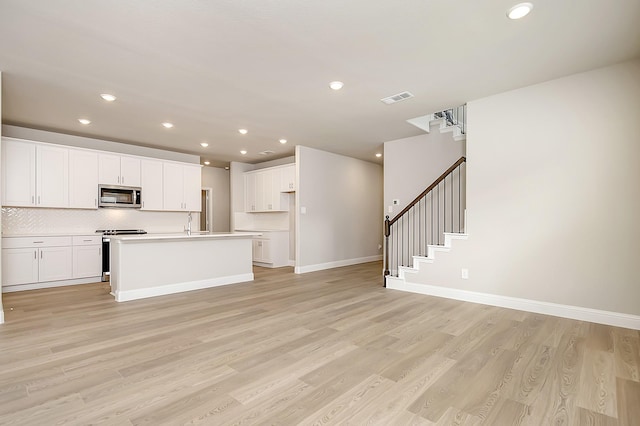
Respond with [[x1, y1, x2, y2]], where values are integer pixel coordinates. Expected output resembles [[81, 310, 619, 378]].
[[185, 211, 192, 235]]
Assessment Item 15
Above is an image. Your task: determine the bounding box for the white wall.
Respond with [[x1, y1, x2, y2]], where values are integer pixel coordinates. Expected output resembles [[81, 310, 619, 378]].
[[400, 59, 640, 318], [201, 166, 230, 232], [384, 129, 465, 217], [296, 145, 383, 273]]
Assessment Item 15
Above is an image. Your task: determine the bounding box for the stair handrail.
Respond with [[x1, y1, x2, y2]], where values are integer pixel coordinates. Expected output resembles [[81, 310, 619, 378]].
[[384, 156, 466, 277]]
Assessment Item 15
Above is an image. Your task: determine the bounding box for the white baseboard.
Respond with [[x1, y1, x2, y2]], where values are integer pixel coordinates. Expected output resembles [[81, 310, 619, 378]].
[[2, 276, 102, 293], [295, 255, 382, 274], [387, 279, 640, 330], [114, 273, 254, 302]]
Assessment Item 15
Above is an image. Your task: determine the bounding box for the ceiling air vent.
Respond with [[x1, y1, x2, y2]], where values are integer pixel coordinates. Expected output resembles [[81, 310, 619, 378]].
[[381, 91, 414, 105], [259, 150, 275, 155]]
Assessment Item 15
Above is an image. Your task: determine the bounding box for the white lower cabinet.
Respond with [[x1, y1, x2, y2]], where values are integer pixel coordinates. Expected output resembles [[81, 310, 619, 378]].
[[251, 231, 289, 268], [2, 235, 101, 289], [38, 246, 73, 282], [72, 236, 102, 279], [1, 248, 39, 286]]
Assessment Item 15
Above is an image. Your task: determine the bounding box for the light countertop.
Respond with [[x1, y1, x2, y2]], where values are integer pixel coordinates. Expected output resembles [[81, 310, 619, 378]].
[[109, 231, 262, 242]]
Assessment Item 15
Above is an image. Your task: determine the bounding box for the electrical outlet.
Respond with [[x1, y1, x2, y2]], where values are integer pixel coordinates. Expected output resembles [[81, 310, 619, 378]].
[[461, 268, 469, 279], [388, 205, 393, 213], [378, 244, 382, 250]]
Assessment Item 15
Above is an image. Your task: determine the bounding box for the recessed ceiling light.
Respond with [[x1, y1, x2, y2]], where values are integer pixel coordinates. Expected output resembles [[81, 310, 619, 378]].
[[204, 161, 210, 165], [162, 122, 174, 129], [238, 129, 248, 135], [100, 93, 116, 102], [225, 166, 230, 170], [78, 118, 91, 125], [240, 150, 247, 155], [376, 153, 382, 158], [329, 81, 344, 90], [507, 2, 533, 19], [279, 139, 287, 144], [200, 142, 209, 147]]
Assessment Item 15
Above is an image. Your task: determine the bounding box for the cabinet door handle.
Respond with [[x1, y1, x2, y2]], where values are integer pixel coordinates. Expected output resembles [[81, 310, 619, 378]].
[[122, 176, 125, 184], [32, 195, 35, 204], [99, 248, 101, 255], [38, 196, 41, 204], [83, 239, 92, 242], [117, 176, 120, 184], [40, 251, 43, 259], [34, 250, 37, 259], [33, 241, 44, 244]]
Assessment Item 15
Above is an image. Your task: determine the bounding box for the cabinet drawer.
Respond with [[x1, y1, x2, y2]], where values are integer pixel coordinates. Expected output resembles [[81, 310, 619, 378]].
[[72, 235, 102, 246], [2, 236, 72, 249]]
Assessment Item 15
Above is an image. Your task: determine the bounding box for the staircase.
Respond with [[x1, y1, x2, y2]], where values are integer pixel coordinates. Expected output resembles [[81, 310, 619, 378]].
[[383, 155, 467, 287], [384, 104, 468, 287]]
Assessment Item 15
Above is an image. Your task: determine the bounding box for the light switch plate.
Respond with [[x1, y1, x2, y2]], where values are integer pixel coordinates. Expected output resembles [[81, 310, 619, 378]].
[[300, 206, 307, 214]]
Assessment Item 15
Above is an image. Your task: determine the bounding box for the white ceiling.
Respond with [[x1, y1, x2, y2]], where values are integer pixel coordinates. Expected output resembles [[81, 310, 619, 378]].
[[1, 0, 639, 167]]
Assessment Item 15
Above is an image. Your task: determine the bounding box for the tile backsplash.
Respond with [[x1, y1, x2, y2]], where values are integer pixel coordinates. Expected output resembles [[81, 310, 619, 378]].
[[1, 208, 200, 235]]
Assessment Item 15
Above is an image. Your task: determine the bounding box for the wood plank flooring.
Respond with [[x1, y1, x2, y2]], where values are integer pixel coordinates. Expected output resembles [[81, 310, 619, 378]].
[[1, 261, 639, 425]]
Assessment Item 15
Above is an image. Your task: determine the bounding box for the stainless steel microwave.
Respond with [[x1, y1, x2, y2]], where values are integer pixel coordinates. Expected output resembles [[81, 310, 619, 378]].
[[98, 185, 142, 208]]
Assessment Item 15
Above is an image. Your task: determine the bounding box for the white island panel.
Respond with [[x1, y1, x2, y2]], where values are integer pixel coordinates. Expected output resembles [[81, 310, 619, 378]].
[[110, 233, 259, 302]]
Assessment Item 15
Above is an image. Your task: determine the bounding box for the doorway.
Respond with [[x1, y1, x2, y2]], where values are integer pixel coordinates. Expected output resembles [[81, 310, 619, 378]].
[[200, 188, 213, 231]]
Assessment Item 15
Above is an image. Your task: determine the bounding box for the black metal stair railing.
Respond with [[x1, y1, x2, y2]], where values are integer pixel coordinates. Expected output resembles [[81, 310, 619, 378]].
[[384, 157, 466, 281]]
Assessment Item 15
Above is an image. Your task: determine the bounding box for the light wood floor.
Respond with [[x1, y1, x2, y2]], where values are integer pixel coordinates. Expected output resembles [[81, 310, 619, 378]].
[[1, 262, 639, 425]]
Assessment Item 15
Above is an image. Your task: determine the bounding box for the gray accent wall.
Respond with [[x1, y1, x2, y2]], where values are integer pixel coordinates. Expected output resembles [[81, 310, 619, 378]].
[[296, 145, 383, 272]]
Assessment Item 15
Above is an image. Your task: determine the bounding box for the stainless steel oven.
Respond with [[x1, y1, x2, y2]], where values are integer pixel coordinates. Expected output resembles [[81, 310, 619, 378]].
[[97, 229, 147, 281]]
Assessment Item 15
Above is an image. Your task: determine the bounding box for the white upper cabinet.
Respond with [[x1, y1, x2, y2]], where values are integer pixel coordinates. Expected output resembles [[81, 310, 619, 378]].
[[99, 153, 141, 187], [120, 156, 141, 187], [36, 144, 69, 208], [1, 138, 68, 208], [69, 148, 98, 209], [280, 164, 295, 192], [163, 162, 202, 211], [140, 159, 164, 210], [245, 172, 257, 212], [244, 165, 290, 212], [183, 164, 202, 212], [2, 136, 200, 211], [2, 138, 36, 206]]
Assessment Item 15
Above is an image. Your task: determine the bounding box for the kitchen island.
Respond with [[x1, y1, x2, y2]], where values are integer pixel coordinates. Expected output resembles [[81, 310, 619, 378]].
[[109, 232, 261, 302]]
